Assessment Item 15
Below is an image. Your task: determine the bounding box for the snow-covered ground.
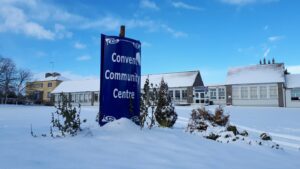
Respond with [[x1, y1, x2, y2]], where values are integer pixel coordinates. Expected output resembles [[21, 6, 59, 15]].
[[0, 105, 300, 169]]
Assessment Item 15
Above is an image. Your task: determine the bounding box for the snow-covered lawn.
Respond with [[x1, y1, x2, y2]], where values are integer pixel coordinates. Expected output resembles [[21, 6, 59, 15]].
[[0, 105, 300, 169]]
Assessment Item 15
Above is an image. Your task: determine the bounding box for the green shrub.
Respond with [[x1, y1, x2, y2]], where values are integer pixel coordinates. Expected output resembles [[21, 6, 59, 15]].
[[51, 93, 86, 136], [226, 125, 239, 135]]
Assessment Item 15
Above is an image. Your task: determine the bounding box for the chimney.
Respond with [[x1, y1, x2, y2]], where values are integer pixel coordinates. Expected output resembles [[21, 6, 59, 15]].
[[45, 73, 52, 78]]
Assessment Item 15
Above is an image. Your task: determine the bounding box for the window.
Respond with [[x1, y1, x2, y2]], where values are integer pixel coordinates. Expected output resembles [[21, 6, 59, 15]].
[[169, 90, 174, 98], [218, 88, 225, 100], [250, 86, 258, 99], [175, 90, 180, 100], [94, 93, 99, 102], [33, 83, 43, 88], [241, 87, 248, 99], [291, 88, 300, 100], [182, 90, 187, 100], [71, 94, 75, 102], [269, 86, 278, 99], [48, 82, 52, 87], [80, 94, 84, 102], [209, 89, 217, 100], [47, 92, 51, 98], [259, 86, 267, 99], [84, 94, 89, 102], [232, 86, 239, 99]]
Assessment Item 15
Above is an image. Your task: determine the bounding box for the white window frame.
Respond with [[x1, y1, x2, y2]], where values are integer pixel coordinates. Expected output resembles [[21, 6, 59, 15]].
[[250, 86, 258, 99], [269, 86, 278, 99], [259, 86, 267, 99], [209, 88, 217, 100], [218, 88, 225, 100], [241, 86, 248, 99]]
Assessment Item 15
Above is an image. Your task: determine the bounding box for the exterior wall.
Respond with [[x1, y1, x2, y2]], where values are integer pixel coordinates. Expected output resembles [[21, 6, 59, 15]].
[[285, 89, 300, 108], [207, 86, 226, 105], [169, 87, 190, 105], [278, 83, 284, 107], [26, 80, 62, 103], [53, 91, 100, 106], [226, 85, 232, 105], [231, 83, 279, 107], [187, 87, 194, 104]]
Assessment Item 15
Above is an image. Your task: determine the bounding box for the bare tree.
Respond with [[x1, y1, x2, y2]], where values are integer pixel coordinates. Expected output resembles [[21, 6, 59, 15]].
[[16, 69, 32, 100], [0, 57, 17, 104]]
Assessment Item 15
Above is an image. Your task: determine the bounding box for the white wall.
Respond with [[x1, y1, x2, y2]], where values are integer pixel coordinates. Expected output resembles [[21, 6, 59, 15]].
[[231, 83, 279, 107], [207, 86, 226, 105], [169, 87, 189, 104], [285, 89, 300, 108]]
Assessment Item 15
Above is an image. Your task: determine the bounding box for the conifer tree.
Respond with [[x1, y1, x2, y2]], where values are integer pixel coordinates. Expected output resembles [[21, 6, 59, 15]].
[[140, 78, 150, 128], [154, 78, 177, 128]]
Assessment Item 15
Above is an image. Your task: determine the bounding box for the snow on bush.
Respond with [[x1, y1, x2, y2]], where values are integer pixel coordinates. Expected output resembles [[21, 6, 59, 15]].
[[186, 106, 282, 149], [140, 78, 177, 129]]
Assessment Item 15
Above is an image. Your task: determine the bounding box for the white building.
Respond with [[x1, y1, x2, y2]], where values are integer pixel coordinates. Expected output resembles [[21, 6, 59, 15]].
[[52, 79, 100, 106], [51, 70, 204, 106], [206, 63, 300, 108], [142, 70, 204, 105], [225, 63, 285, 107], [285, 74, 300, 107]]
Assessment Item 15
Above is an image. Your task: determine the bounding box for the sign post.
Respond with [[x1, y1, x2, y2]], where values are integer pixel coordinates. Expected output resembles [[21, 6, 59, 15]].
[[99, 26, 141, 126]]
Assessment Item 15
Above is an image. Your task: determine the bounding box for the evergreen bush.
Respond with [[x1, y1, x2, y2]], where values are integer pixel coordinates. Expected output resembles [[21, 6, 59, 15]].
[[154, 78, 177, 128], [51, 93, 86, 136]]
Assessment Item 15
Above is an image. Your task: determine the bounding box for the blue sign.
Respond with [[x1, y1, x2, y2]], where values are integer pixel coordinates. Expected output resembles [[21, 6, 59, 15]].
[[99, 34, 141, 126]]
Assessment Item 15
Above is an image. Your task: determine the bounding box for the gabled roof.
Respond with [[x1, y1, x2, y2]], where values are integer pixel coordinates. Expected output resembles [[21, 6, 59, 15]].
[[52, 79, 100, 94], [141, 70, 201, 88], [39, 76, 69, 81], [226, 63, 285, 85], [285, 74, 300, 88]]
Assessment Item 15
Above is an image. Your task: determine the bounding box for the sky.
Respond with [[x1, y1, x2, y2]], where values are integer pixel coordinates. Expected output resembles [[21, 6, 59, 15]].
[[0, 0, 300, 84]]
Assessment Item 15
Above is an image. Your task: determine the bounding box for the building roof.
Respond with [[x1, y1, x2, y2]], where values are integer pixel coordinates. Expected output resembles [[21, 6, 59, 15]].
[[38, 76, 69, 81], [226, 63, 285, 85], [51, 79, 100, 94], [141, 70, 200, 88], [285, 74, 300, 88]]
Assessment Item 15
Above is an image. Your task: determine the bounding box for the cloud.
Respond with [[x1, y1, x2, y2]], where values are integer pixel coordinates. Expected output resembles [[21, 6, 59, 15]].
[[54, 23, 73, 39], [161, 24, 187, 38], [76, 55, 91, 61], [81, 16, 121, 31], [287, 65, 300, 74], [172, 1, 203, 11], [0, 5, 55, 40], [220, 0, 278, 6], [82, 16, 187, 38], [74, 42, 86, 49], [0, 2, 74, 40], [142, 41, 152, 47], [268, 35, 284, 42], [140, 0, 159, 10], [263, 48, 270, 57]]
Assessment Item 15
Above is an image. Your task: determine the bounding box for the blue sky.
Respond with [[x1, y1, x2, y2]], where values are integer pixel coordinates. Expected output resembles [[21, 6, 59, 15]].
[[0, 0, 300, 84]]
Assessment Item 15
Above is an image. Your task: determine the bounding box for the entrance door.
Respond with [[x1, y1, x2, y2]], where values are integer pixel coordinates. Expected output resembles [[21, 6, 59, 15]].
[[195, 92, 205, 103]]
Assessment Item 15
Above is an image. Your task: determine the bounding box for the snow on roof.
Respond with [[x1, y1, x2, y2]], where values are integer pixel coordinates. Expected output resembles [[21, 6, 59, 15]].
[[285, 74, 300, 88], [38, 76, 69, 81], [226, 64, 285, 85], [141, 71, 199, 88], [52, 79, 100, 94]]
